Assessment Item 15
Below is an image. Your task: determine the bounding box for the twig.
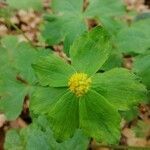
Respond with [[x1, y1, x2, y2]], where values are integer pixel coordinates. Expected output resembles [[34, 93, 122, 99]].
[[5, 19, 37, 47]]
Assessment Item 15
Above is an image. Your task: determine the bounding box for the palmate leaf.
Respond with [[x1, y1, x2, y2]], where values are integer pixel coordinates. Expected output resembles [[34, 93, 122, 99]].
[[92, 68, 147, 110], [5, 116, 89, 150], [1, 36, 46, 83], [0, 69, 30, 120], [35, 27, 111, 86], [0, 36, 48, 120], [42, 0, 87, 55], [31, 26, 146, 144], [42, 0, 126, 56], [117, 18, 150, 54], [32, 27, 121, 143], [133, 52, 150, 90]]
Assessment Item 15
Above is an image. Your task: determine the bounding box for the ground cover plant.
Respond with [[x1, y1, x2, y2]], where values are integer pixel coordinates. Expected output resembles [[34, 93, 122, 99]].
[[0, 0, 150, 149]]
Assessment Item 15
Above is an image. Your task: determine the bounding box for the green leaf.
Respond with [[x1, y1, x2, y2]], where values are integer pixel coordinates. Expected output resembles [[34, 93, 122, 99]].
[[42, 0, 87, 55], [6, 0, 43, 11], [30, 86, 67, 115], [79, 90, 121, 144], [1, 35, 48, 83], [25, 128, 50, 150], [117, 19, 150, 54], [48, 92, 79, 141], [0, 36, 48, 120], [42, 15, 64, 45], [52, 0, 83, 13], [70, 26, 111, 76], [92, 68, 147, 110], [59, 130, 89, 150], [32, 54, 75, 87], [5, 116, 89, 150], [0, 69, 29, 120], [38, 116, 89, 150], [133, 52, 150, 90], [86, 0, 126, 21], [100, 18, 128, 37]]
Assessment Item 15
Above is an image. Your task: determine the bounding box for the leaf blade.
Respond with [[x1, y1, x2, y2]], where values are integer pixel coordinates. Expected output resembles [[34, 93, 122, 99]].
[[92, 68, 147, 110], [79, 90, 121, 144], [70, 26, 111, 76], [32, 53, 75, 87]]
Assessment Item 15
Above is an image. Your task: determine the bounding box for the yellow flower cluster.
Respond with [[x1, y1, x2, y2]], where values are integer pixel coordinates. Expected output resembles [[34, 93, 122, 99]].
[[68, 73, 91, 97]]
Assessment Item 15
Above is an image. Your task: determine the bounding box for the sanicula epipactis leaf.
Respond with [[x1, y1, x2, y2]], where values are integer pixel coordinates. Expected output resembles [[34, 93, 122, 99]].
[[31, 26, 147, 144], [4, 116, 89, 150], [117, 18, 150, 54], [42, 0, 125, 71], [42, 0, 87, 55], [42, 0, 127, 55], [0, 36, 49, 120]]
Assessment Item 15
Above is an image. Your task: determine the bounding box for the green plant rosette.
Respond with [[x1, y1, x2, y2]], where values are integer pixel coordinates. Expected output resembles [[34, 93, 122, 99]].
[[31, 27, 146, 144]]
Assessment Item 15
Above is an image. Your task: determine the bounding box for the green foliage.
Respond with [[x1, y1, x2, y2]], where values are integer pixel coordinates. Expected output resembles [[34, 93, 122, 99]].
[[0, 0, 149, 148], [117, 19, 150, 54], [92, 68, 146, 110], [79, 90, 121, 144], [31, 27, 146, 144], [6, 0, 43, 11], [0, 36, 49, 120], [133, 52, 150, 90], [0, 69, 30, 120], [101, 48, 123, 71], [42, 0, 126, 55], [41, 0, 127, 72], [86, 0, 125, 18], [42, 0, 87, 55], [32, 54, 75, 87], [5, 116, 89, 150], [86, 0, 128, 38], [70, 27, 111, 75]]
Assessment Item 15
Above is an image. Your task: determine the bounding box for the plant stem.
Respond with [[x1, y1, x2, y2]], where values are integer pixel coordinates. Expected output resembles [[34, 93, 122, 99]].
[[4, 18, 48, 49], [5, 18, 36, 47]]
